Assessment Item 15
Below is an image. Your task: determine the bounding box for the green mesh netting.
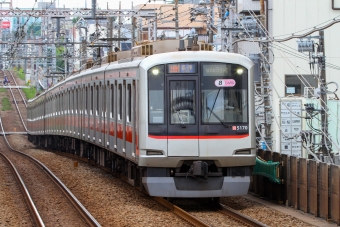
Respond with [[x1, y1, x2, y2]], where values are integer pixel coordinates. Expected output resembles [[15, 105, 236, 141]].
[[253, 157, 281, 184]]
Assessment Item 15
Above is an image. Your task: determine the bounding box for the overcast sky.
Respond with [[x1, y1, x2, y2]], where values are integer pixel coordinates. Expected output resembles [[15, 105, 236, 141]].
[[11, 0, 164, 10]]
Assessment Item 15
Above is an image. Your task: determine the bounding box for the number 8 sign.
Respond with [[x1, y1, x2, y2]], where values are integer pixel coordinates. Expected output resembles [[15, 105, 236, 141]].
[[214, 79, 236, 87]]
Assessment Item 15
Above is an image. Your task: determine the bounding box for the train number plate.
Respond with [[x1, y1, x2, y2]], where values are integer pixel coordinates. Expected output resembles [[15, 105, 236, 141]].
[[232, 126, 248, 131]]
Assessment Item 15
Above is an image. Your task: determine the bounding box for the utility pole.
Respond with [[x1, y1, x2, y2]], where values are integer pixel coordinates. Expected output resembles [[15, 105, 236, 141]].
[[259, 0, 272, 150], [108, 17, 113, 52], [131, 2, 135, 47], [175, 0, 179, 39], [208, 0, 214, 43], [153, 14, 157, 41], [118, 1, 121, 50], [260, 0, 266, 31], [318, 30, 331, 157], [220, 0, 226, 52]]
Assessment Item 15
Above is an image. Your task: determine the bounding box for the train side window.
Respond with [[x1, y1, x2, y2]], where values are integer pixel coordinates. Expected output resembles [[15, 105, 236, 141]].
[[91, 86, 93, 115], [85, 87, 88, 114], [148, 65, 165, 124], [110, 84, 114, 118], [75, 89, 78, 114], [103, 84, 106, 117], [118, 84, 122, 120], [127, 84, 131, 122], [71, 90, 74, 114], [96, 85, 99, 116]]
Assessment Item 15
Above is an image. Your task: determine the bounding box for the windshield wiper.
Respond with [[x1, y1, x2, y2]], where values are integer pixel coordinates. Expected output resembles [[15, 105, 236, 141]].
[[206, 107, 228, 128]]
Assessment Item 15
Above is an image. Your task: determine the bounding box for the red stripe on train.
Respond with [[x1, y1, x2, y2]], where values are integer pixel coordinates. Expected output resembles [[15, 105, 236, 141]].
[[148, 134, 249, 139]]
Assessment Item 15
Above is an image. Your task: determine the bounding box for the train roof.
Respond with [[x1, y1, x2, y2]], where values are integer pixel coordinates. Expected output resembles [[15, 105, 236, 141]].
[[28, 51, 253, 103], [139, 51, 254, 69]]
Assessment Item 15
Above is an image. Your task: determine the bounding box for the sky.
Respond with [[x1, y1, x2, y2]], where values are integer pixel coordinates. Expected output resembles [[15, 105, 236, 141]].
[[11, 0, 164, 10]]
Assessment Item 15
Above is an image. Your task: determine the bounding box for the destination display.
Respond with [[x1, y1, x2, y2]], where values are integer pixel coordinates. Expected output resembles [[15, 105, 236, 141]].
[[167, 63, 197, 74], [203, 63, 229, 77]]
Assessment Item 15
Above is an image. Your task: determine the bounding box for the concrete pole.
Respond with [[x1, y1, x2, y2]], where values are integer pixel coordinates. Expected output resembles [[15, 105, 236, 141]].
[[260, 0, 266, 31], [175, 0, 179, 39], [318, 30, 331, 157]]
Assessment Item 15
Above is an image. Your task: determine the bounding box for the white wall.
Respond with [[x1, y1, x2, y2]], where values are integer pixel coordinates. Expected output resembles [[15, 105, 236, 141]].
[[270, 0, 340, 153]]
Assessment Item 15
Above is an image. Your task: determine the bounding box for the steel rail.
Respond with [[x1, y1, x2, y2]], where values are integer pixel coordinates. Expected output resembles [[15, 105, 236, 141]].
[[153, 197, 210, 227], [0, 115, 45, 226], [7, 70, 27, 107], [2, 70, 28, 131], [54, 151, 211, 227], [0, 112, 101, 226], [219, 203, 268, 227]]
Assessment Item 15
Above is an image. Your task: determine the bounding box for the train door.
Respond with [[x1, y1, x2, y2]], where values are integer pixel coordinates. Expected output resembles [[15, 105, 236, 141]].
[[116, 79, 126, 156], [125, 80, 136, 160], [166, 76, 199, 156], [109, 80, 117, 151], [90, 84, 95, 141], [95, 83, 102, 145], [85, 85, 90, 141], [104, 81, 109, 148]]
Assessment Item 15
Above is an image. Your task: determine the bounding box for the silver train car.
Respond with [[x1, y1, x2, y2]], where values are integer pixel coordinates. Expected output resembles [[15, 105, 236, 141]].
[[27, 50, 256, 198]]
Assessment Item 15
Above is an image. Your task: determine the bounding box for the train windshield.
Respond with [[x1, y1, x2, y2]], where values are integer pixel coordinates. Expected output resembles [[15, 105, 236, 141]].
[[201, 63, 248, 124]]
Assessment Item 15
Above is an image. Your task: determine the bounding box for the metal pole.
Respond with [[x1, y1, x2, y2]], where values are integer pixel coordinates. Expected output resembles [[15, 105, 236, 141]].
[[92, 0, 96, 19], [220, 0, 226, 52], [175, 0, 179, 39], [259, 0, 272, 150], [153, 14, 157, 41], [118, 1, 121, 50], [108, 17, 113, 52], [148, 19, 151, 41], [132, 2, 136, 47]]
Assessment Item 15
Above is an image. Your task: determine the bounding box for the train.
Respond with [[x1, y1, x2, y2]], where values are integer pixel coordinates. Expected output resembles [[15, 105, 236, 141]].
[[27, 40, 256, 198]]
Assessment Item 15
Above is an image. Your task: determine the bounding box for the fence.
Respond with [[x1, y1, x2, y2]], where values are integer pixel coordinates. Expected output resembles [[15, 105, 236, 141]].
[[251, 150, 340, 225]]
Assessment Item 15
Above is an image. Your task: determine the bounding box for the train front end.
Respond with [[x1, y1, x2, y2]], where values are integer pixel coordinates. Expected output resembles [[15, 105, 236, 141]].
[[138, 51, 256, 198]]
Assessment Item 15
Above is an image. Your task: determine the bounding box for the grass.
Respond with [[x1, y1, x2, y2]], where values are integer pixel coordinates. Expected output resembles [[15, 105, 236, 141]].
[[22, 86, 36, 100], [0, 88, 6, 93], [1, 97, 12, 111], [11, 67, 25, 81]]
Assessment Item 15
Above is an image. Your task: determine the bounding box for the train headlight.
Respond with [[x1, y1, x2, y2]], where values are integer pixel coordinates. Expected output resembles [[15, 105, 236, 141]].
[[236, 68, 244, 75], [152, 68, 160, 75]]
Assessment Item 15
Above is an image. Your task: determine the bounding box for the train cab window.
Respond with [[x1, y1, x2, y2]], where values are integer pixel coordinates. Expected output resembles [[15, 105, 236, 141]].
[[170, 81, 196, 124], [148, 65, 165, 124], [118, 84, 122, 120], [201, 63, 248, 123], [127, 84, 131, 122]]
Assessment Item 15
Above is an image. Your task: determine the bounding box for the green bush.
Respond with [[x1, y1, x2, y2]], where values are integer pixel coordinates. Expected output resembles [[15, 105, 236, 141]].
[[12, 67, 25, 80], [1, 97, 12, 111], [22, 87, 36, 100]]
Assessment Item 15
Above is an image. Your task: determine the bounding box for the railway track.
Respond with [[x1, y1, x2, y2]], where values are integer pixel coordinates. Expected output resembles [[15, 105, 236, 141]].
[[0, 128, 100, 226], [1, 70, 27, 132], [0, 145, 41, 227], [0, 77, 101, 227], [53, 150, 269, 227], [171, 198, 269, 227]]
